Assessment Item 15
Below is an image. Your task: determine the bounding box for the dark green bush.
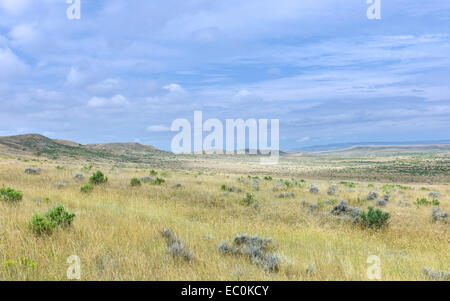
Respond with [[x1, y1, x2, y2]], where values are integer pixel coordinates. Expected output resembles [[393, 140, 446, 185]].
[[360, 207, 390, 230], [264, 176, 273, 181], [220, 184, 227, 191], [152, 177, 165, 185], [80, 184, 94, 193], [29, 205, 76, 235], [150, 170, 158, 176], [89, 171, 108, 185], [130, 177, 141, 187], [0, 185, 23, 202]]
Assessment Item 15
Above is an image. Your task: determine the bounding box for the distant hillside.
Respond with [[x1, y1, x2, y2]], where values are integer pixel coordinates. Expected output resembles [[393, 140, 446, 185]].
[[289, 140, 450, 152], [287, 143, 450, 156], [0, 134, 170, 162]]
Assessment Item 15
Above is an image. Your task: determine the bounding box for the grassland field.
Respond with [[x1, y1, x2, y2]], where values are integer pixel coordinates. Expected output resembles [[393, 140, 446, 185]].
[[0, 151, 448, 281]]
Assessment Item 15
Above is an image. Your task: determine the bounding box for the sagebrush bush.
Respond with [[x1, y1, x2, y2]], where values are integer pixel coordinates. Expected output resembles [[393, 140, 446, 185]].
[[218, 234, 280, 272], [359, 206, 390, 230], [161, 228, 193, 261], [0, 185, 23, 202], [89, 171, 108, 185], [29, 205, 76, 235], [80, 184, 94, 193], [130, 177, 141, 187]]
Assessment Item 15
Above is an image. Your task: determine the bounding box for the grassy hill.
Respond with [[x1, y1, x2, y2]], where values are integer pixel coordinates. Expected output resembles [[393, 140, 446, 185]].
[[0, 134, 170, 163]]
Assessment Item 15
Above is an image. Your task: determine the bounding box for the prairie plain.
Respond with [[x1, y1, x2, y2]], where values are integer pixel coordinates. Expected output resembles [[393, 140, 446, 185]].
[[0, 135, 448, 281]]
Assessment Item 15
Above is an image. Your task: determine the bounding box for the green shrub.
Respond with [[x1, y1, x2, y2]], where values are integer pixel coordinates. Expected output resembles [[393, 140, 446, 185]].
[[130, 177, 141, 187], [241, 192, 257, 206], [221, 184, 227, 191], [89, 171, 108, 185], [340, 181, 356, 188], [414, 197, 440, 207], [80, 184, 94, 193], [360, 207, 390, 230], [264, 176, 273, 181], [150, 170, 158, 175], [0, 185, 23, 202], [29, 205, 75, 235], [152, 177, 165, 185], [29, 214, 56, 235]]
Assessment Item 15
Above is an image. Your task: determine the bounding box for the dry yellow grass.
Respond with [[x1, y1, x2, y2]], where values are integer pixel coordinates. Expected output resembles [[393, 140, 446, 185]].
[[0, 157, 448, 281]]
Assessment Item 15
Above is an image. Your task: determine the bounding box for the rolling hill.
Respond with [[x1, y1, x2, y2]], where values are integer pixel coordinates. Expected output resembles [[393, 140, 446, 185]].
[[0, 134, 170, 162]]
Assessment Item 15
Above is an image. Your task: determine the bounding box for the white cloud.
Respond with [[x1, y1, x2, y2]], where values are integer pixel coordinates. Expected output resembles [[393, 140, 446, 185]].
[[9, 24, 37, 42], [66, 67, 86, 87], [0, 47, 28, 78], [0, 0, 30, 14], [163, 83, 185, 93], [298, 136, 310, 143], [87, 94, 130, 108], [88, 78, 122, 94], [146, 125, 170, 132]]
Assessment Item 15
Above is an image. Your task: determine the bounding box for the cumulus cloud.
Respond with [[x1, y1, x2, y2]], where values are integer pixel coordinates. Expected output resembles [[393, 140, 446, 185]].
[[88, 78, 122, 94], [8, 23, 38, 44], [0, 47, 28, 78], [0, 0, 30, 14], [146, 125, 170, 132], [87, 94, 130, 108]]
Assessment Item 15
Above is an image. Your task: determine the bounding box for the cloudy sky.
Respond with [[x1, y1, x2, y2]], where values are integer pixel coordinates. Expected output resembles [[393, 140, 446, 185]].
[[0, 0, 449, 151]]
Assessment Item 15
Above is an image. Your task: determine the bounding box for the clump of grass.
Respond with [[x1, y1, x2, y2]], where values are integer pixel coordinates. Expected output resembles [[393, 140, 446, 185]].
[[89, 171, 108, 185], [29, 205, 76, 235], [359, 206, 390, 230], [0, 185, 23, 202], [160, 228, 193, 261], [218, 234, 280, 272], [130, 177, 141, 187], [80, 184, 94, 193]]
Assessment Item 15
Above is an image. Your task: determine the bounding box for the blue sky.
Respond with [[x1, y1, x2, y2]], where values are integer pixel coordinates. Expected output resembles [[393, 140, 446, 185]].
[[0, 0, 449, 151]]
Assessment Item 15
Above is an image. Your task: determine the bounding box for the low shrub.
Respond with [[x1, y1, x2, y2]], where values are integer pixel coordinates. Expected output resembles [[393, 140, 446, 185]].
[[0, 185, 23, 202], [150, 170, 158, 176], [414, 198, 440, 207], [161, 228, 193, 261], [264, 176, 273, 181], [80, 184, 94, 193], [241, 192, 258, 206], [340, 181, 356, 188], [359, 206, 390, 230], [89, 171, 108, 185], [152, 177, 165, 185], [218, 234, 280, 272], [29, 205, 75, 235], [130, 177, 141, 187]]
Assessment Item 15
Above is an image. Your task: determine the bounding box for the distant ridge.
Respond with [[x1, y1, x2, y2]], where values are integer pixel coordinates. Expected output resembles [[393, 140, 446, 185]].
[[289, 140, 450, 152], [0, 134, 170, 162]]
